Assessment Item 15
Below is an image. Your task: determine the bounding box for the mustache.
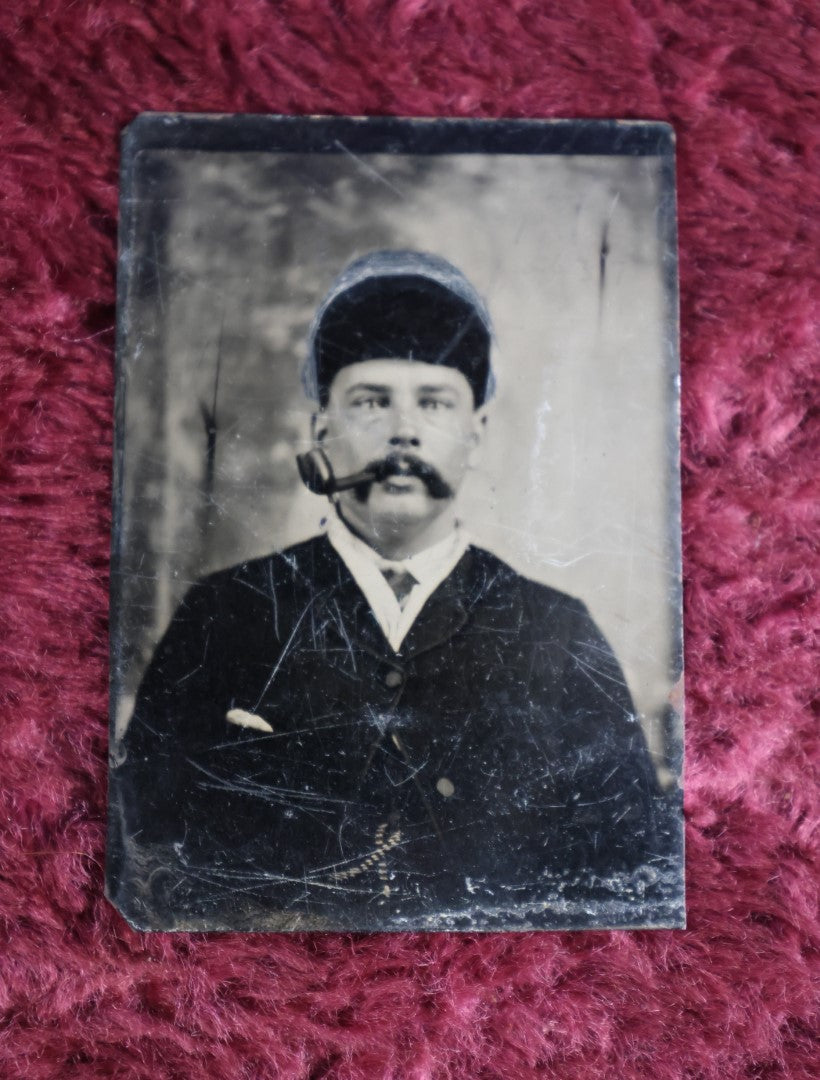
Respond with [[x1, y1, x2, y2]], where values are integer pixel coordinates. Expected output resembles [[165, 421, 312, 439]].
[[356, 453, 454, 500]]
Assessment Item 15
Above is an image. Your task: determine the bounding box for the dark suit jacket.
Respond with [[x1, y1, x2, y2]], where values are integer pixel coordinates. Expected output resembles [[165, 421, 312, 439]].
[[111, 535, 664, 929]]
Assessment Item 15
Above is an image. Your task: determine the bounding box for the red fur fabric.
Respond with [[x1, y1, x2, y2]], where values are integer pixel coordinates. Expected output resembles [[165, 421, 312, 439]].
[[1, 1, 817, 1077]]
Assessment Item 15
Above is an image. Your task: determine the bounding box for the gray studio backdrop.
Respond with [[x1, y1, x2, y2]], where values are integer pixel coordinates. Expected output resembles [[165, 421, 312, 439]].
[[114, 149, 680, 771]]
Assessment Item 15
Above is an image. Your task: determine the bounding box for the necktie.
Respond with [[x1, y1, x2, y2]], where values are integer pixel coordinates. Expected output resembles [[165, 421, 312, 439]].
[[381, 567, 418, 608]]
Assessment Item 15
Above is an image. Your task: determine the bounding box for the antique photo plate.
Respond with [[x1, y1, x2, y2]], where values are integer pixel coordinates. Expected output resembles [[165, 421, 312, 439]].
[[107, 114, 684, 931]]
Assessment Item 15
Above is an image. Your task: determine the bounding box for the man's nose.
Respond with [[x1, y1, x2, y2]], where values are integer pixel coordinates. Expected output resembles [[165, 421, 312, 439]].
[[388, 408, 420, 447]]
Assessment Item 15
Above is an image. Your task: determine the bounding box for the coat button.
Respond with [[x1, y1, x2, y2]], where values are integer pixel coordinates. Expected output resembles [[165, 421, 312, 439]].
[[436, 777, 455, 797], [384, 669, 403, 688]]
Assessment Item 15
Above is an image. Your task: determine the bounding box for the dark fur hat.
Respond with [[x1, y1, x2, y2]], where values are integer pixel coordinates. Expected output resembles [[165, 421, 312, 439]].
[[304, 251, 494, 407]]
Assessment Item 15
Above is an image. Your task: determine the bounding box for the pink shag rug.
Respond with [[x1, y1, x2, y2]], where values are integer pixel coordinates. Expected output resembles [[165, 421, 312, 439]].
[[0, 1, 817, 1077]]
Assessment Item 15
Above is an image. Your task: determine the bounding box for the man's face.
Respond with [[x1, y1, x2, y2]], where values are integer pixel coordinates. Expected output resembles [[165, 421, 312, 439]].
[[313, 359, 485, 551]]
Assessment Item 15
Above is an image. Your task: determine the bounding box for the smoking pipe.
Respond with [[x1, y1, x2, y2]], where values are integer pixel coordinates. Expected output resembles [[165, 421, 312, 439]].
[[296, 448, 383, 496]]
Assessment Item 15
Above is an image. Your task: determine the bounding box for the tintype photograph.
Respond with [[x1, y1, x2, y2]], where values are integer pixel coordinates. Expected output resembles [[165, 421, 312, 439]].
[[107, 115, 684, 932]]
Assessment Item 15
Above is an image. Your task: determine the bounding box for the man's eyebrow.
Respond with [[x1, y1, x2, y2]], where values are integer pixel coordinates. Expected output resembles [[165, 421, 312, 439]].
[[344, 383, 391, 395], [342, 381, 460, 397]]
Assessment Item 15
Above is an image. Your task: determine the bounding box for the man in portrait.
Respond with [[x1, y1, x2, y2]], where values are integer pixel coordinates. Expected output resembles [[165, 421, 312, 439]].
[[113, 250, 662, 929]]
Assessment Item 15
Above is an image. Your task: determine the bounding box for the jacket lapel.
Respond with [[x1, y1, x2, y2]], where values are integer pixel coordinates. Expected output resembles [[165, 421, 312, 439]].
[[396, 548, 476, 659], [307, 536, 393, 660]]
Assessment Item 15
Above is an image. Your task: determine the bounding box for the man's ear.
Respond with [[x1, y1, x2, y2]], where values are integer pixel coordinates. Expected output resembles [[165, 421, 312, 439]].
[[467, 404, 489, 467], [311, 411, 328, 446]]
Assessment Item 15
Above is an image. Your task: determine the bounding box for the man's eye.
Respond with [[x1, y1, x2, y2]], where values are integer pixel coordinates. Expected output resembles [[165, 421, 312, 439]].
[[420, 397, 452, 411], [353, 396, 388, 410]]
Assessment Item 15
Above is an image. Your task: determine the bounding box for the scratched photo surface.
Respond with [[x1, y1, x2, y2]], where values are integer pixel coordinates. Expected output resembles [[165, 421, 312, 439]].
[[107, 117, 684, 931]]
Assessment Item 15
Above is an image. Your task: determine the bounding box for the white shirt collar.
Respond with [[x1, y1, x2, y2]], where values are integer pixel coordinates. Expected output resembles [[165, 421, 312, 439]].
[[326, 513, 469, 654]]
